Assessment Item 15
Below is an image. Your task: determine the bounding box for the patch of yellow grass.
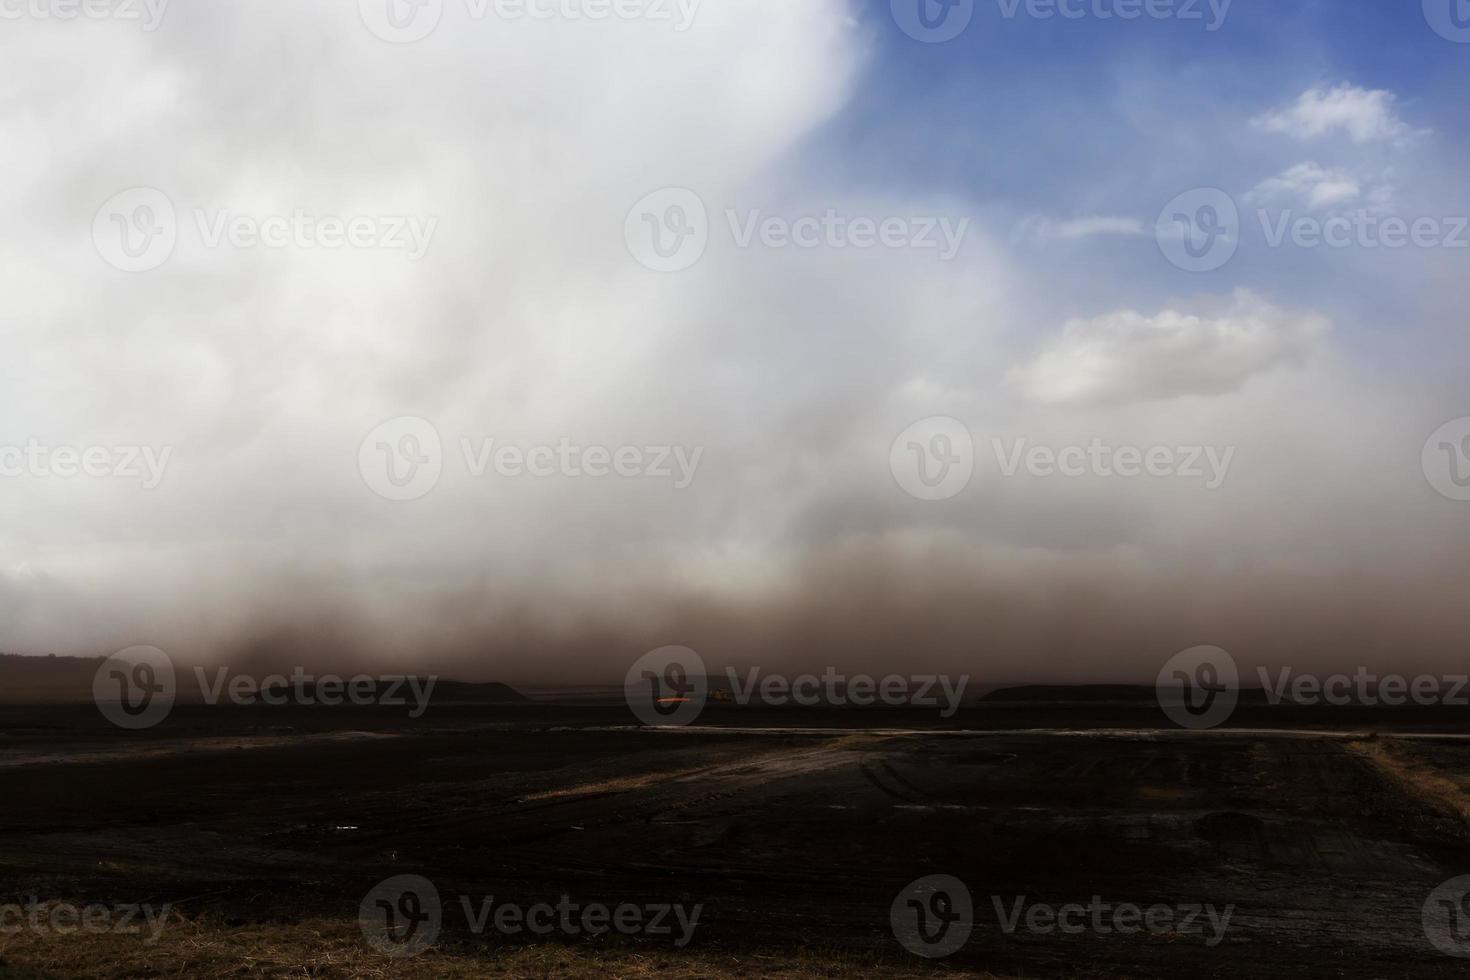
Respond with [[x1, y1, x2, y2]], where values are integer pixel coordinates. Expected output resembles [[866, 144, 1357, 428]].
[[523, 736, 880, 802], [1347, 739, 1470, 824], [520, 765, 713, 801]]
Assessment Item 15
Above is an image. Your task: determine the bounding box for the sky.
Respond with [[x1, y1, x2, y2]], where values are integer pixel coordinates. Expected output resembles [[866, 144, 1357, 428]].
[[0, 0, 1468, 684]]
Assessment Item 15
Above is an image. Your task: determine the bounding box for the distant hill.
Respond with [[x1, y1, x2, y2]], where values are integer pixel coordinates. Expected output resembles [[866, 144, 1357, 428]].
[[0, 654, 526, 706], [983, 684, 1272, 704], [421, 681, 528, 703], [982, 684, 1160, 702], [0, 653, 106, 703]]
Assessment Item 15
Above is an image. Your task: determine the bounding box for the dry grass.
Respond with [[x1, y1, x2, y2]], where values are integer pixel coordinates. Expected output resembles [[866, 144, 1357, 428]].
[[1347, 738, 1470, 825], [523, 736, 878, 802], [0, 916, 1000, 979], [519, 765, 713, 801]]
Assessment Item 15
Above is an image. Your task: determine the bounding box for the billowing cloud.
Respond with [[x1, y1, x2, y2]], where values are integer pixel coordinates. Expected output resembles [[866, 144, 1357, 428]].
[[1, 5, 1468, 686], [1006, 291, 1329, 407], [1247, 162, 1364, 209], [1253, 83, 1419, 145]]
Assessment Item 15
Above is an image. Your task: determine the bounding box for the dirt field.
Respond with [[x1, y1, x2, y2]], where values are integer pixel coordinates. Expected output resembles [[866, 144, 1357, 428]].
[[2, 705, 1470, 977]]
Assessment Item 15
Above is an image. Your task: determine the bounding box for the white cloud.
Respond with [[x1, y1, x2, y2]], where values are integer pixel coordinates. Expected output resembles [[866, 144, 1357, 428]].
[[1007, 291, 1330, 407], [1247, 162, 1363, 209], [1254, 84, 1419, 145], [1015, 215, 1146, 246]]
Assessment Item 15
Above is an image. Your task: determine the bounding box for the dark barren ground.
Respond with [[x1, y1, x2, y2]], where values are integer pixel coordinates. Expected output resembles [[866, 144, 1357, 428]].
[[3, 703, 1470, 977]]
